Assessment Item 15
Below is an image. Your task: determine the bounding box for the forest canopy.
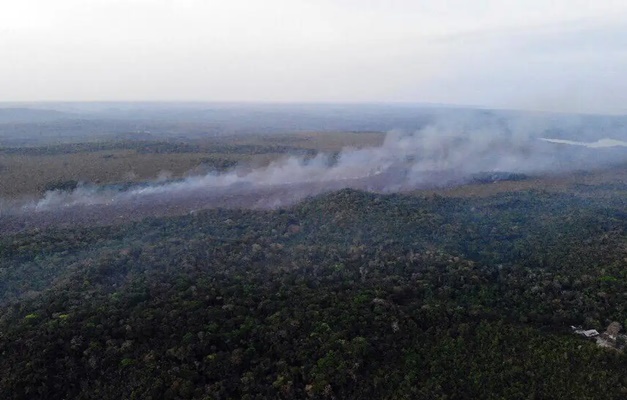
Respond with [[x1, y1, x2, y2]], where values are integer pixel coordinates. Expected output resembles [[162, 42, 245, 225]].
[[1, 186, 627, 399]]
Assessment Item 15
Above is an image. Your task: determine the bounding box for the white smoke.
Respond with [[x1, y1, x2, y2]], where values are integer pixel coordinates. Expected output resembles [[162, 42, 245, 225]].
[[9, 117, 627, 214]]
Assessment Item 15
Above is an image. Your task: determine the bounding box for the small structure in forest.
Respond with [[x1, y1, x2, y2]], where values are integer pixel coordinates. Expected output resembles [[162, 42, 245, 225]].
[[605, 321, 621, 339], [596, 322, 626, 351], [572, 322, 627, 351], [572, 327, 599, 338]]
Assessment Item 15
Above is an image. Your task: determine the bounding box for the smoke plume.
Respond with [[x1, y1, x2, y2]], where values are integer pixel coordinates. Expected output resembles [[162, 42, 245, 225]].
[[3, 114, 627, 224]]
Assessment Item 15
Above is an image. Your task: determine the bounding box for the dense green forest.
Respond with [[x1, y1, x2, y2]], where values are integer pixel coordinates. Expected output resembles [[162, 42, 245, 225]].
[[1, 187, 627, 399]]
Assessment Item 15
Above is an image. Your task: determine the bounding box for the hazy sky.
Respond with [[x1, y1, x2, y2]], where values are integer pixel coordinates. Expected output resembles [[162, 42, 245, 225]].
[[2, 0, 627, 114]]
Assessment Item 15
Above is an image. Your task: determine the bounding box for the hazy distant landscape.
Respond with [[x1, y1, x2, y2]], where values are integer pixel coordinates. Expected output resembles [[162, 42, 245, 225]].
[[3, 103, 627, 231]]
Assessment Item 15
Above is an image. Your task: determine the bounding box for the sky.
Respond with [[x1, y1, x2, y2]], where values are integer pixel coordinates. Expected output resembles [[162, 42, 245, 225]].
[[2, 0, 627, 114]]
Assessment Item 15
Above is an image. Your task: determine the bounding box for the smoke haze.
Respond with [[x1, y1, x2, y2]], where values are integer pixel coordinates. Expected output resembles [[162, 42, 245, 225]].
[[6, 114, 627, 218]]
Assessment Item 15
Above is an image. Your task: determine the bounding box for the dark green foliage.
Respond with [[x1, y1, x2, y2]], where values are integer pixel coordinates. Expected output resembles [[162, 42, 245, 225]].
[[1, 188, 627, 398], [471, 171, 528, 184], [43, 179, 80, 193]]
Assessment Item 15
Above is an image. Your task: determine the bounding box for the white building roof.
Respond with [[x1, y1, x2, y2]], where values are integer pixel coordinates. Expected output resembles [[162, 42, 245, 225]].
[[580, 329, 599, 337]]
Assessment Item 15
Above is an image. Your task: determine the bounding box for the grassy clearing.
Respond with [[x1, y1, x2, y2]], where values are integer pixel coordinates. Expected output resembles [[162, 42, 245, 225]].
[[0, 132, 385, 198]]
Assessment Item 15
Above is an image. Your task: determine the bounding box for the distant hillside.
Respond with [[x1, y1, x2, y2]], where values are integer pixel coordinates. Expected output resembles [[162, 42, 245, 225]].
[[2, 103, 627, 146], [0, 108, 76, 123]]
